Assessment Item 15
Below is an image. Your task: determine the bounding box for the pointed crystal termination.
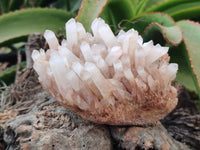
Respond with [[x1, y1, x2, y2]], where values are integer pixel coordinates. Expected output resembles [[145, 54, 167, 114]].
[[32, 18, 178, 125]]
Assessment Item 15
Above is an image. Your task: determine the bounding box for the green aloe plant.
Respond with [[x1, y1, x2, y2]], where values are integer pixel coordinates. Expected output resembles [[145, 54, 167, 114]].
[[0, 0, 200, 100]]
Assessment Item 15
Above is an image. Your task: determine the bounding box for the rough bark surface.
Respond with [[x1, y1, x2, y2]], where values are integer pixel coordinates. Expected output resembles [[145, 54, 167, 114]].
[[25, 34, 46, 69], [161, 83, 200, 150], [110, 122, 188, 150], [4, 97, 111, 150], [0, 126, 6, 150]]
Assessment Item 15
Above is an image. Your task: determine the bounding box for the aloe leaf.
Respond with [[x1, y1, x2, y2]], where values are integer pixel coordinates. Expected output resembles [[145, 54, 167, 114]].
[[169, 44, 197, 93], [165, 2, 200, 21], [76, 0, 108, 31], [164, 1, 200, 14], [0, 8, 74, 47], [0, 0, 9, 13], [125, 13, 175, 34], [50, 0, 82, 12], [171, 7, 200, 21], [35, 0, 51, 7], [101, 6, 118, 31], [177, 20, 200, 97], [101, 0, 135, 29], [70, 0, 82, 12], [9, 0, 24, 11], [24, 0, 30, 7], [130, 0, 139, 10], [146, 0, 198, 12], [50, 0, 69, 11], [163, 2, 200, 21], [135, 0, 148, 15], [143, 0, 163, 11], [143, 23, 183, 46]]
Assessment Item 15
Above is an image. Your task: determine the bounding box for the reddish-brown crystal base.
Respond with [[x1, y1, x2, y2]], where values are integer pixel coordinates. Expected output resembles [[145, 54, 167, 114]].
[[50, 87, 177, 125]]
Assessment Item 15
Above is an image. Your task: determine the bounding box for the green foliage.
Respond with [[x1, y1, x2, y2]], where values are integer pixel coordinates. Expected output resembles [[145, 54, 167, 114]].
[[0, 0, 200, 99], [169, 43, 197, 92], [0, 8, 74, 47], [101, 0, 135, 28], [52, 0, 82, 12], [76, 0, 108, 32], [0, 61, 26, 86], [0, 0, 10, 13], [135, 0, 148, 15], [177, 20, 200, 96], [125, 13, 175, 34], [8, 0, 24, 11], [143, 23, 182, 46], [145, 0, 199, 13]]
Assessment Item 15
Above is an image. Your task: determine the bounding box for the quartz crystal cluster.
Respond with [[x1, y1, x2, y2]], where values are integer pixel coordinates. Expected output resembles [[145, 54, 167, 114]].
[[32, 18, 178, 125]]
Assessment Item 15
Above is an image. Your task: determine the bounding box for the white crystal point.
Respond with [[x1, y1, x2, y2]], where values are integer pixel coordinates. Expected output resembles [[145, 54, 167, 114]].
[[65, 18, 78, 47], [146, 44, 169, 64], [32, 17, 178, 125], [32, 50, 42, 61], [76, 22, 87, 40], [80, 41, 93, 62], [44, 30, 59, 50], [98, 24, 118, 48], [91, 18, 105, 36], [105, 46, 122, 66]]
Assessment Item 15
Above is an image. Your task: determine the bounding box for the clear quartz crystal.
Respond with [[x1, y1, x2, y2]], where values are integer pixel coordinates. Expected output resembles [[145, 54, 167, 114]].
[[32, 18, 178, 125]]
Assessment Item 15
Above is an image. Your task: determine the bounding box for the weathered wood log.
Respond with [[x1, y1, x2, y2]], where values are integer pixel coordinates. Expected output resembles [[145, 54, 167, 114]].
[[0, 126, 6, 150], [110, 122, 188, 150], [25, 34, 46, 69], [3, 95, 112, 150], [161, 83, 200, 150]]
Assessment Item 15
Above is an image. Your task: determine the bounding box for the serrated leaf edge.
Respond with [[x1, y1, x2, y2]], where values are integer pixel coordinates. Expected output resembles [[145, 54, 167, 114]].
[[142, 22, 183, 46], [179, 20, 200, 95]]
